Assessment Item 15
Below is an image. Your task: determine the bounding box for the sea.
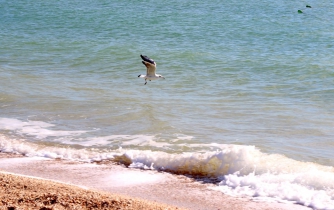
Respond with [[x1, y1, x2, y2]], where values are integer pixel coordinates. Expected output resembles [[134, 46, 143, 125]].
[[1, 0, 334, 209]]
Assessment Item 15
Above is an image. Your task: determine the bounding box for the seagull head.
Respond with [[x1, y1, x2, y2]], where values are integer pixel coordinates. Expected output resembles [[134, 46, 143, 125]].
[[157, 74, 165, 79]]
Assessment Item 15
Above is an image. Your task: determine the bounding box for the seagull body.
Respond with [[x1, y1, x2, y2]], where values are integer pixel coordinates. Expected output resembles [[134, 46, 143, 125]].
[[138, 55, 165, 85]]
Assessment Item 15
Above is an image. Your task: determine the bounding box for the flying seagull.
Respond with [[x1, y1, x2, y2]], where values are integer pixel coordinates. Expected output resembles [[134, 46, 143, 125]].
[[138, 54, 165, 85]]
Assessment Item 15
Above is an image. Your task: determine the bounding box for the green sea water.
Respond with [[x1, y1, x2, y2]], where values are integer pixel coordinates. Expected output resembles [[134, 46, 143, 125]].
[[1, 0, 334, 207]]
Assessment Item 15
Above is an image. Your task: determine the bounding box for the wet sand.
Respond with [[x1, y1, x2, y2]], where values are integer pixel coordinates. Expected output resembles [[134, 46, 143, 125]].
[[0, 153, 310, 210]]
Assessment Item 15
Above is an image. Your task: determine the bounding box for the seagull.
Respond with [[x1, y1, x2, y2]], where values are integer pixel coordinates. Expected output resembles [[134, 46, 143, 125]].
[[138, 54, 165, 85]]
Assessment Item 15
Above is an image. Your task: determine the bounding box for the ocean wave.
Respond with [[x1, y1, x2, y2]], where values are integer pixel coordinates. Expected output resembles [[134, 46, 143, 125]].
[[1, 134, 333, 209]]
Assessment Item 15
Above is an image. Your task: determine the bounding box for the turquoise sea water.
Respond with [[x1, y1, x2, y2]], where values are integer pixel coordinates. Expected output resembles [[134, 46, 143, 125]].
[[1, 0, 334, 208]]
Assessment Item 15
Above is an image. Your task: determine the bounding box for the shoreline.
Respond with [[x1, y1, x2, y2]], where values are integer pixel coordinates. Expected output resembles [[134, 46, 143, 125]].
[[0, 153, 310, 210]]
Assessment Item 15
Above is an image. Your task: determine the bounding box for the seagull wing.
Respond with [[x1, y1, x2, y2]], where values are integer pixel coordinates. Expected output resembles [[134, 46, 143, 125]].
[[141, 55, 156, 65], [141, 55, 156, 76]]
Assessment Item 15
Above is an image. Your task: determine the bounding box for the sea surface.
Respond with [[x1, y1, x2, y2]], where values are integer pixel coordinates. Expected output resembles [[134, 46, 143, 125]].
[[1, 0, 334, 209]]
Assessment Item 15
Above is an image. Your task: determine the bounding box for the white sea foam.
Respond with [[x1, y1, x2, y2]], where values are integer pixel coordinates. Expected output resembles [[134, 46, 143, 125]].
[[172, 134, 194, 141], [121, 149, 334, 209], [0, 118, 86, 139], [61, 134, 195, 149], [0, 118, 252, 154], [68, 135, 156, 147], [0, 134, 334, 209], [212, 172, 334, 209]]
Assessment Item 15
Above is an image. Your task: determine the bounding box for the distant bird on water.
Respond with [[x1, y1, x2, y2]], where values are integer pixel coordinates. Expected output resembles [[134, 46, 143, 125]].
[[138, 55, 165, 85]]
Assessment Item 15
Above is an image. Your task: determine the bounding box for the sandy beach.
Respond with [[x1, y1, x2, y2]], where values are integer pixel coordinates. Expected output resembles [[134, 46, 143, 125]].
[[0, 172, 181, 210], [0, 153, 310, 210]]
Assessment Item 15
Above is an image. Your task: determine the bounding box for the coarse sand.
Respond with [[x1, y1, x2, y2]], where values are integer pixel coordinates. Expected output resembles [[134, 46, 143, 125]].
[[0, 172, 181, 210]]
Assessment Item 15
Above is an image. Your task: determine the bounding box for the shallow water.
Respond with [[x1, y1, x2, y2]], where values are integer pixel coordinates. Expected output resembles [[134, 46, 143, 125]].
[[1, 0, 334, 208]]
